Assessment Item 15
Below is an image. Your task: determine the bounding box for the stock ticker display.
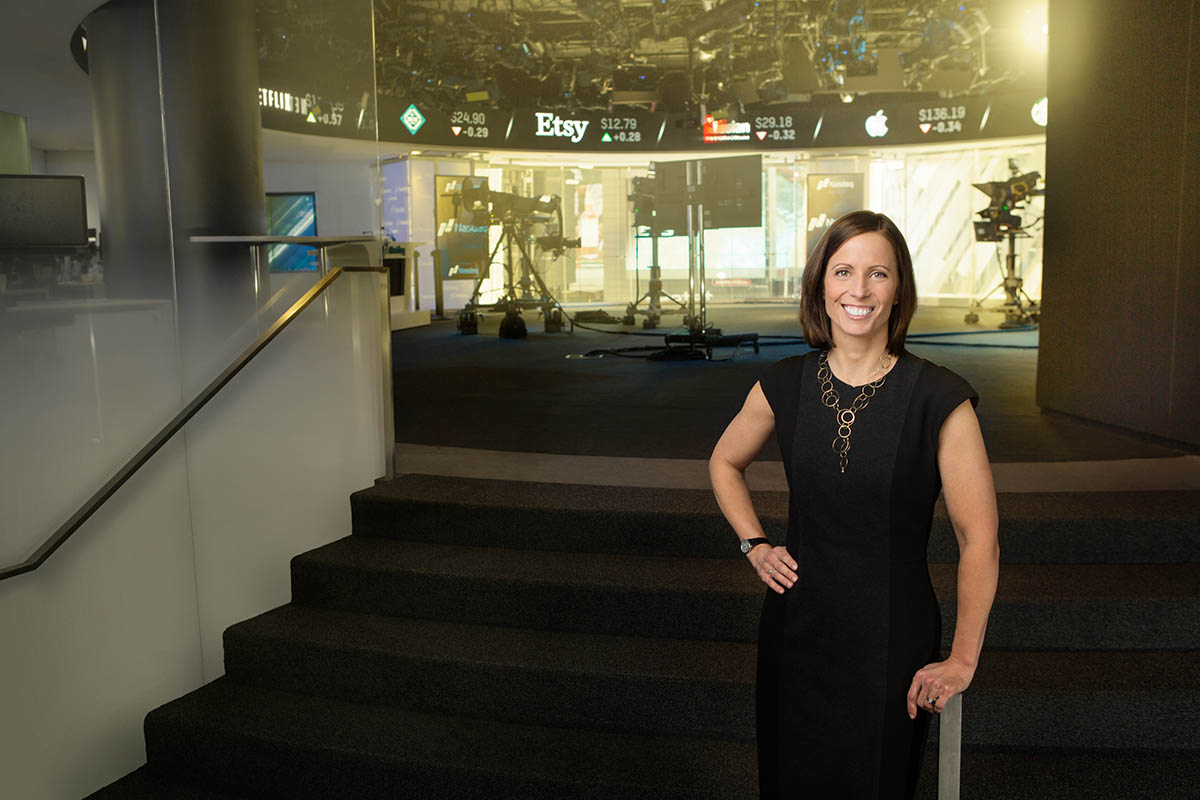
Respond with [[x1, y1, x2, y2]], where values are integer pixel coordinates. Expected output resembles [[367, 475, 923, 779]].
[[252, 87, 1047, 151], [370, 91, 1046, 151], [252, 68, 1045, 152]]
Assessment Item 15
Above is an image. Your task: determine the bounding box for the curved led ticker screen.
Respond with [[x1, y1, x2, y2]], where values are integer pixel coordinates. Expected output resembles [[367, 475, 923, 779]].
[[368, 91, 1046, 152], [250, 0, 1047, 153]]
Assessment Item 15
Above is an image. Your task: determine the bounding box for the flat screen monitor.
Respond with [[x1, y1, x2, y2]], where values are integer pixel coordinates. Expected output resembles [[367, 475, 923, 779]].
[[266, 192, 318, 271], [0, 174, 88, 246], [700, 155, 762, 230], [650, 160, 689, 236], [648, 156, 762, 234]]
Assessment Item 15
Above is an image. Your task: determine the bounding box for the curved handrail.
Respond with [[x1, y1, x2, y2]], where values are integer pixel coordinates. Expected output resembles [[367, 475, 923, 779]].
[[0, 266, 388, 582]]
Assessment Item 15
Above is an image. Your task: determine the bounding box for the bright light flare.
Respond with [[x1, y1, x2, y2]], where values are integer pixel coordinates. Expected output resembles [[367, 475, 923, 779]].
[[1021, 5, 1049, 54]]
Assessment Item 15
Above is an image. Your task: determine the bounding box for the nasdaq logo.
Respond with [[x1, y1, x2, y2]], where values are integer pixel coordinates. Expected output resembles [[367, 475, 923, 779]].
[[808, 213, 832, 232], [816, 178, 856, 192]]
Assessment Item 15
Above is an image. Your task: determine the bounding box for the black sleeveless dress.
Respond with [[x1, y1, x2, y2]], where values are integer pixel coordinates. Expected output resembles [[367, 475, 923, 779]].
[[755, 349, 978, 799]]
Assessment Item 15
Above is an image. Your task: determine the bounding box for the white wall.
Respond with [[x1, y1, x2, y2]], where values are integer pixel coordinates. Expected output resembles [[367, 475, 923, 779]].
[[0, 441, 204, 800], [264, 159, 381, 237], [182, 274, 387, 678]]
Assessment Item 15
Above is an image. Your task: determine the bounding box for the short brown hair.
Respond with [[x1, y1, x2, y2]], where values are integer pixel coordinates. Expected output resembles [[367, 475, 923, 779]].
[[799, 210, 917, 354]]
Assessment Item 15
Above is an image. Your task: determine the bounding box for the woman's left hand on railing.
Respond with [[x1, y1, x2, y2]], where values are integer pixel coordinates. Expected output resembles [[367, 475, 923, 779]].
[[906, 655, 975, 718]]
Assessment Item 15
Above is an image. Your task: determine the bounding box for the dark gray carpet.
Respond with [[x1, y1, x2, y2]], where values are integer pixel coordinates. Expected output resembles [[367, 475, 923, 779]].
[[390, 307, 1194, 462]]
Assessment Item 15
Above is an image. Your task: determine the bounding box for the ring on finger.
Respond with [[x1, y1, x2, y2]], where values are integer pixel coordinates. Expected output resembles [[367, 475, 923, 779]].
[[767, 567, 775, 575]]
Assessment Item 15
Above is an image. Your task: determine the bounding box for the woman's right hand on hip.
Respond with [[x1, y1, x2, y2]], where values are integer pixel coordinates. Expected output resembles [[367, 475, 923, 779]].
[[749, 545, 797, 594]]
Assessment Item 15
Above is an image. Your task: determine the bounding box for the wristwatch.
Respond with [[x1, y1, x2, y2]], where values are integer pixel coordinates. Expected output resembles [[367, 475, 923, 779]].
[[739, 537, 771, 555]]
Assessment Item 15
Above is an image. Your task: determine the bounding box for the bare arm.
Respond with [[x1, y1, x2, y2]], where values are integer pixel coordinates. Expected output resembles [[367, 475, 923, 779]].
[[907, 398, 1000, 717], [939, 398, 1000, 669], [709, 381, 798, 594]]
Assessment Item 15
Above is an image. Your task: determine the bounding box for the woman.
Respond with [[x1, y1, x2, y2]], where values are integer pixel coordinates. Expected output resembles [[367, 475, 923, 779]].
[[709, 210, 999, 799]]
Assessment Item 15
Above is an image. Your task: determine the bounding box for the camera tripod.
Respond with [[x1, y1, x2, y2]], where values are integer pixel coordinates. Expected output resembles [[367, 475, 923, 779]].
[[623, 234, 688, 329], [461, 215, 565, 338], [964, 227, 1040, 328]]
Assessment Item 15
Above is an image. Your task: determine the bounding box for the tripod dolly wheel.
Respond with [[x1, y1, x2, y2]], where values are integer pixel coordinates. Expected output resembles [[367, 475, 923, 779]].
[[498, 309, 527, 339], [964, 312, 980, 325], [457, 309, 479, 335]]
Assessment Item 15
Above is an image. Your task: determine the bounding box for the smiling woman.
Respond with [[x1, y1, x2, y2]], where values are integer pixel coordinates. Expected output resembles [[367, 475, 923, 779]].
[[822, 231, 899, 346], [709, 209, 1000, 799], [800, 210, 918, 360]]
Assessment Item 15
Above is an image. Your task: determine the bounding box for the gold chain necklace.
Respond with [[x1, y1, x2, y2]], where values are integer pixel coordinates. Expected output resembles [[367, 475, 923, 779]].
[[817, 349, 893, 474]]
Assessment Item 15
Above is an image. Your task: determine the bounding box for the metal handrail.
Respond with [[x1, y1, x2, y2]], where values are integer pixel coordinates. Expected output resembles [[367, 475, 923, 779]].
[[939, 692, 963, 800], [0, 266, 390, 582]]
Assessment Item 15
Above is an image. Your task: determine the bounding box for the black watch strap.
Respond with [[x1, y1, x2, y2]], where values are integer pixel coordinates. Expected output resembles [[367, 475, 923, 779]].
[[739, 537, 771, 554]]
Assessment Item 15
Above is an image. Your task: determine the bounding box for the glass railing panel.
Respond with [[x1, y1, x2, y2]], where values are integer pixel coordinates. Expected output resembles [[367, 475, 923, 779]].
[[179, 269, 387, 673], [1, 4, 198, 798], [0, 249, 362, 571], [0, 288, 184, 567]]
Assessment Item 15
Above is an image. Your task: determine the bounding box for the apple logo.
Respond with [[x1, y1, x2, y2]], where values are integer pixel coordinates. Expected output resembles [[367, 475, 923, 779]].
[[1031, 97, 1048, 127], [865, 110, 888, 138]]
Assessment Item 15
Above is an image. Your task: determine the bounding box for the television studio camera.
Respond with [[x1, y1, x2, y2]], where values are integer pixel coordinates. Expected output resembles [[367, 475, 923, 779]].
[[966, 160, 1044, 328], [452, 177, 580, 338]]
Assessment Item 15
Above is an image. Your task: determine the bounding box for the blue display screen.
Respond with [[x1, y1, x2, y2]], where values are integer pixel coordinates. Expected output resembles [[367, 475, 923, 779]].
[[266, 192, 317, 271]]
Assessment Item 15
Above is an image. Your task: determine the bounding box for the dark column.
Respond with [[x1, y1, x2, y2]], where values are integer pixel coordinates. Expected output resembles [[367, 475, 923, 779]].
[[1037, 0, 1199, 446], [87, 0, 174, 300], [86, 0, 265, 390]]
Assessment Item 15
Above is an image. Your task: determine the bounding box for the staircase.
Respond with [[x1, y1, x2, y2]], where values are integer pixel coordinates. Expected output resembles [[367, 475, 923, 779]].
[[88, 475, 1200, 799]]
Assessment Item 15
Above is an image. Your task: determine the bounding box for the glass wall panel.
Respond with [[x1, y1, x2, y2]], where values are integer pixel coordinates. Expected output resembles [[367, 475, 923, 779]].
[[1, 14, 181, 570], [405, 136, 1043, 313], [2, 4, 195, 798], [2, 1, 390, 796]]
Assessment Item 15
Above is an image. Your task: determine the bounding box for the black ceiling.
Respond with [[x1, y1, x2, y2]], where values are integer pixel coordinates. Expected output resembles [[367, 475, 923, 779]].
[[255, 0, 1047, 116]]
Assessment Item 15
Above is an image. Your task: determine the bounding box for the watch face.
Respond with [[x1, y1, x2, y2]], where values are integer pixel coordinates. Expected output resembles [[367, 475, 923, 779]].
[[740, 540, 751, 554]]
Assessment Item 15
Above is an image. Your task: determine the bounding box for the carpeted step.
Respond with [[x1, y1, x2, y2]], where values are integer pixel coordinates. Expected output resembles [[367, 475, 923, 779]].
[[86, 733, 1200, 800], [142, 677, 758, 800], [951, 650, 1200, 750], [352, 474, 787, 558], [292, 537, 1200, 649], [939, 561, 1200, 650], [353, 476, 1200, 564], [291, 536, 764, 642], [90, 744, 1200, 800], [913, 746, 1200, 800], [224, 605, 755, 741], [223, 601, 1200, 749], [85, 765, 250, 799]]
